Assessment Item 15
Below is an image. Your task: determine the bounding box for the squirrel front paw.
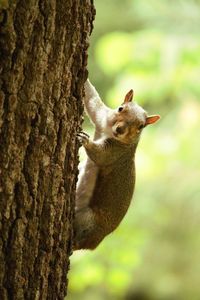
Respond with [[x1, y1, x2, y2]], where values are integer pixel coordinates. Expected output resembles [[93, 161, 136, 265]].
[[77, 131, 90, 146]]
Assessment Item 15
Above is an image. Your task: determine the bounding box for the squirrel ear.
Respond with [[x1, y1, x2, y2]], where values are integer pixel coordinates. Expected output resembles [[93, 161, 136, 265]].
[[145, 115, 160, 126], [123, 89, 134, 103]]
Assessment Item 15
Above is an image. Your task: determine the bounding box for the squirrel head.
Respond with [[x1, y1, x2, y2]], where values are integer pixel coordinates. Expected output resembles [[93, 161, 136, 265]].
[[111, 89, 160, 144]]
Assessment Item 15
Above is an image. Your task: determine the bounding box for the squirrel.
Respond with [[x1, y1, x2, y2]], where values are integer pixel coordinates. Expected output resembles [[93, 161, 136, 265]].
[[74, 79, 160, 250]]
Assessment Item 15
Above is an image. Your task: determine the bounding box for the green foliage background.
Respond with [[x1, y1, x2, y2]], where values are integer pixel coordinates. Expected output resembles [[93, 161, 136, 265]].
[[68, 1, 200, 299]]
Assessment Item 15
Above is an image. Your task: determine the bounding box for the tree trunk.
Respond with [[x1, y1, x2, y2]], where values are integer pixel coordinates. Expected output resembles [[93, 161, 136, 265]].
[[0, 1, 95, 299]]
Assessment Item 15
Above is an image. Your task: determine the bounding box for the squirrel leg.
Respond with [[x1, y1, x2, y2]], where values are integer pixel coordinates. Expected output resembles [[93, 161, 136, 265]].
[[84, 80, 110, 128], [77, 131, 117, 166], [86, 142, 121, 167]]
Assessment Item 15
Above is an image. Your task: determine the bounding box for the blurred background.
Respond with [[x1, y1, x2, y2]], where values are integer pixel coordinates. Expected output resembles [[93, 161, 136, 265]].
[[68, 0, 200, 299]]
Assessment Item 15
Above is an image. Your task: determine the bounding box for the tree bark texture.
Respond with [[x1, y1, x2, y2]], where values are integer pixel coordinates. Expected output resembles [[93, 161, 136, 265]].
[[0, 1, 95, 299]]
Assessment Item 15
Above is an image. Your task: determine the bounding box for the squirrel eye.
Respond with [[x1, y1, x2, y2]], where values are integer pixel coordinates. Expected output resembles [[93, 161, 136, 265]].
[[116, 126, 125, 134], [138, 124, 144, 130], [118, 106, 123, 112]]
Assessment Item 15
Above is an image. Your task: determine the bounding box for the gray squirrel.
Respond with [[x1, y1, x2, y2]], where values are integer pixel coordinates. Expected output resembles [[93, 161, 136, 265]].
[[74, 79, 160, 250]]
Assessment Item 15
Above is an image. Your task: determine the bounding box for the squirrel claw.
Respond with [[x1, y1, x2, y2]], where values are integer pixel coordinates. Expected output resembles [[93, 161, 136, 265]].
[[78, 131, 90, 138], [77, 132, 90, 145]]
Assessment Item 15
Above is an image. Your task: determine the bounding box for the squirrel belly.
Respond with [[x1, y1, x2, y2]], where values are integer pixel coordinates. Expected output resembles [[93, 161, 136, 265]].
[[74, 79, 160, 251]]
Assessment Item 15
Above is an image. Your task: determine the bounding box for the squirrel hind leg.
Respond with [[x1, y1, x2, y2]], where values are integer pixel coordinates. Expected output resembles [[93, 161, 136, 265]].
[[73, 207, 105, 250]]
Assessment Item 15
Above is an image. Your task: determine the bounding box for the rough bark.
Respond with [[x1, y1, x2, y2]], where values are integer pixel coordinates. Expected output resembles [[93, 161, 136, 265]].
[[0, 0, 95, 299]]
